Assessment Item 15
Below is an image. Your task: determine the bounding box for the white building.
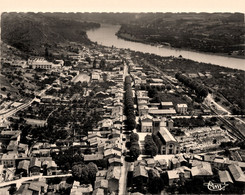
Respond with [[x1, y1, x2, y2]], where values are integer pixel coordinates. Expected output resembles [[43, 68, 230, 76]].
[[28, 58, 53, 69], [176, 104, 188, 114]]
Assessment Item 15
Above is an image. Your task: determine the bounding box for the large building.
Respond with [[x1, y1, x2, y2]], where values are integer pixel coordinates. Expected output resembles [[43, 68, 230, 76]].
[[28, 57, 53, 69], [157, 127, 180, 155], [176, 104, 188, 114]]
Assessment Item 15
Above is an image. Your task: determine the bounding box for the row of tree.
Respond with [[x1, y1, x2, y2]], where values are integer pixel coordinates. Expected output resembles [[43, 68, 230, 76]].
[[175, 73, 208, 100], [124, 76, 136, 130]]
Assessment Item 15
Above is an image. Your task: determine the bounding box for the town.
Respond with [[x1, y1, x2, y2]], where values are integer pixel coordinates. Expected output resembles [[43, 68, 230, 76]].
[[0, 39, 245, 195]]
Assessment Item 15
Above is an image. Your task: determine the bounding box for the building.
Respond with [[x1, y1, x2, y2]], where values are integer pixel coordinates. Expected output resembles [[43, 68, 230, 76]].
[[218, 170, 233, 183], [17, 160, 30, 177], [191, 161, 213, 178], [70, 182, 93, 195], [228, 164, 245, 183], [140, 116, 153, 132], [167, 170, 179, 185], [28, 58, 53, 69], [106, 166, 120, 193], [149, 108, 176, 116], [29, 158, 41, 176], [157, 127, 179, 155], [176, 104, 188, 114], [94, 179, 108, 194], [161, 102, 174, 109], [133, 165, 148, 184], [0, 130, 21, 144], [1, 153, 17, 168]]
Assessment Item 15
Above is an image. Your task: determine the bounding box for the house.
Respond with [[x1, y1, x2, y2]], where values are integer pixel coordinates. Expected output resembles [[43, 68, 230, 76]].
[[191, 161, 213, 178], [91, 73, 100, 82], [7, 140, 18, 151], [133, 165, 148, 184], [43, 160, 58, 176], [104, 148, 121, 159], [96, 170, 108, 181], [106, 166, 121, 193], [29, 158, 41, 176], [228, 164, 245, 183], [92, 188, 104, 195], [156, 159, 168, 170], [1, 153, 17, 168], [17, 160, 30, 177], [108, 157, 123, 166], [140, 116, 153, 132], [16, 181, 48, 195], [167, 170, 179, 185], [84, 154, 104, 162], [171, 158, 181, 169], [218, 170, 233, 183], [176, 104, 188, 114], [0, 130, 21, 143], [161, 102, 174, 109], [18, 143, 29, 155], [177, 154, 188, 166], [70, 182, 93, 195], [94, 179, 108, 194], [146, 158, 155, 168], [138, 105, 149, 116], [176, 166, 191, 179], [213, 157, 231, 169]]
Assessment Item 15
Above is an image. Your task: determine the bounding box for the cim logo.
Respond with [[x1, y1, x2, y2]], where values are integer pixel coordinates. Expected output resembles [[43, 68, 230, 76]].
[[204, 181, 229, 191]]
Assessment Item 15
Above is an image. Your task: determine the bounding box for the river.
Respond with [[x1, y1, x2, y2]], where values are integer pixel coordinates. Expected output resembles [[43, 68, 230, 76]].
[[87, 24, 245, 71]]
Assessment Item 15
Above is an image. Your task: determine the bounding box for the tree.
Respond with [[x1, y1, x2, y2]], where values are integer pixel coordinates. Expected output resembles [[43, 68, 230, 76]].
[[93, 59, 97, 68], [72, 163, 98, 184], [1, 87, 6, 91], [85, 57, 91, 64], [8, 186, 17, 195], [100, 59, 106, 68], [148, 177, 164, 194], [95, 159, 108, 169], [45, 47, 49, 58], [130, 132, 139, 142], [87, 162, 98, 184], [166, 84, 172, 91], [144, 135, 158, 156], [130, 142, 140, 160]]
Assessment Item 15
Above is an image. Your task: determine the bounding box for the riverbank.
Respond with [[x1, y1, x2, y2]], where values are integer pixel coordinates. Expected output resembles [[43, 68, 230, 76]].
[[116, 32, 245, 60]]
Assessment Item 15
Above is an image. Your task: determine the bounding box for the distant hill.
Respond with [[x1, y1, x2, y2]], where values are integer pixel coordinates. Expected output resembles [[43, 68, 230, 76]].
[[1, 12, 100, 55], [116, 12, 245, 55]]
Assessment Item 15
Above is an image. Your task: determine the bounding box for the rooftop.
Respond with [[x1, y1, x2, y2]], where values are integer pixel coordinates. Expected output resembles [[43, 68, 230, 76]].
[[159, 127, 177, 143]]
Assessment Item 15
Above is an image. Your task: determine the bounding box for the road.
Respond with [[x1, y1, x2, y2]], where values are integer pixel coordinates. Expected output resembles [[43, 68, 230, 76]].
[[0, 174, 72, 189], [119, 157, 129, 195], [118, 61, 129, 195], [0, 84, 53, 125]]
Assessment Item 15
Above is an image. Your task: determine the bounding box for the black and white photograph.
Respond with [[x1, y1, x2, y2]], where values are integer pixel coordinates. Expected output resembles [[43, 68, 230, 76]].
[[0, 0, 244, 194]]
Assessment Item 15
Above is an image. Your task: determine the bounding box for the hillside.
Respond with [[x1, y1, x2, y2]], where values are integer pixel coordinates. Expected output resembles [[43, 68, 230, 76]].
[[116, 12, 245, 56], [1, 12, 100, 56]]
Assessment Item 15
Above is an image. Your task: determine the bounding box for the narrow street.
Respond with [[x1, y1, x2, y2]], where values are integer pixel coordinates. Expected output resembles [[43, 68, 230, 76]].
[[118, 157, 129, 195], [0, 174, 72, 189]]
